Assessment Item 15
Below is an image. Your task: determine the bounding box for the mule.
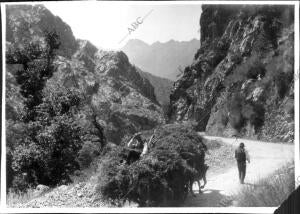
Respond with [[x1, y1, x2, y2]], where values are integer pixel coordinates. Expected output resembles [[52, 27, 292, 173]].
[[189, 164, 209, 197]]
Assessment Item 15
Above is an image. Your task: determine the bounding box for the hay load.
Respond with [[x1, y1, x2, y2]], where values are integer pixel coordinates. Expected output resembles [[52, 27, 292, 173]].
[[97, 124, 207, 206]]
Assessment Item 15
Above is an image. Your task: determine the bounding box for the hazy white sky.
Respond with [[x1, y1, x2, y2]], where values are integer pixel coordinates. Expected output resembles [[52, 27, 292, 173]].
[[45, 1, 202, 50]]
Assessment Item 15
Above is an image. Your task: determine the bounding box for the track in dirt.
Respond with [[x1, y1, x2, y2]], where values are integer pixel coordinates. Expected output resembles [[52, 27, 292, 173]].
[[183, 135, 294, 207]]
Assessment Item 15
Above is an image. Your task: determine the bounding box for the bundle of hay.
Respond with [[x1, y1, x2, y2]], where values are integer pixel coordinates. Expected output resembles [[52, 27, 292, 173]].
[[96, 124, 207, 207]]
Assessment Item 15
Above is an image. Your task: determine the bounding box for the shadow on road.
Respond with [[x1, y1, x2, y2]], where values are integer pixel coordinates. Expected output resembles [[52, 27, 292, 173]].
[[243, 182, 265, 188], [183, 189, 232, 207]]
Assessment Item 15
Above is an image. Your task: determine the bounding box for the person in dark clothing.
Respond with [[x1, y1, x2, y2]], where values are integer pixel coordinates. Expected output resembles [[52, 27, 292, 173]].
[[235, 142, 250, 184]]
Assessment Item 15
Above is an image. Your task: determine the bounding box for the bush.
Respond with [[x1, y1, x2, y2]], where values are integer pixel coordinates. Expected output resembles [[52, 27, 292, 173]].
[[11, 114, 83, 187], [78, 142, 101, 169], [97, 124, 207, 206], [8, 86, 95, 191], [7, 30, 106, 192], [7, 31, 60, 122]]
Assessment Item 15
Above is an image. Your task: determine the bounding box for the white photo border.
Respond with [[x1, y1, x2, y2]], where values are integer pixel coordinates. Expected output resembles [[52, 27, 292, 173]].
[[1, 1, 299, 213]]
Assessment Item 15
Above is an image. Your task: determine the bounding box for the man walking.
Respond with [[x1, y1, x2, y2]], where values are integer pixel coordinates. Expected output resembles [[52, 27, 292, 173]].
[[235, 142, 250, 184]]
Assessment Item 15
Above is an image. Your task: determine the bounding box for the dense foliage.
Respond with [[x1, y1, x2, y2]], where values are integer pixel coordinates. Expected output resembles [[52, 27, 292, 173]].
[[223, 49, 293, 135], [6, 32, 105, 192], [6, 31, 60, 122], [97, 124, 207, 206]]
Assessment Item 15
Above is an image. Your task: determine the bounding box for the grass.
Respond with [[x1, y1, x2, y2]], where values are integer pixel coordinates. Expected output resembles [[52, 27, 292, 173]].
[[7, 188, 36, 207], [7, 157, 102, 208], [234, 162, 295, 207]]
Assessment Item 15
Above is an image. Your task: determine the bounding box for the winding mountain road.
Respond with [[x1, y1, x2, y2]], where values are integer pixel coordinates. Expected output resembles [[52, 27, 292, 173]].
[[183, 135, 294, 207]]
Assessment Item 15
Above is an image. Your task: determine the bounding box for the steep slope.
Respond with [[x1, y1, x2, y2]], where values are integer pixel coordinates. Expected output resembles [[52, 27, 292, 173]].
[[136, 68, 173, 106], [6, 4, 165, 145], [121, 38, 200, 81], [6, 4, 77, 58], [169, 5, 294, 143]]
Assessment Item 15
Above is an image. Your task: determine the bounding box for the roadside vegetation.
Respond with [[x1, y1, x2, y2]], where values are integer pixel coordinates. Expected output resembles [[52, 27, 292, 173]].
[[234, 162, 294, 207], [6, 31, 105, 198]]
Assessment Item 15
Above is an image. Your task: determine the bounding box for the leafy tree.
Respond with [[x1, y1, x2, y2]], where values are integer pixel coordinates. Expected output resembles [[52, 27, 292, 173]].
[[7, 31, 60, 122], [10, 87, 85, 187], [6, 31, 104, 191]]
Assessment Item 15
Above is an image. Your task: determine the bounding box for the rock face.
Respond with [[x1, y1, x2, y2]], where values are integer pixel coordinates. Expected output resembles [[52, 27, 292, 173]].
[[6, 5, 165, 144], [6, 4, 77, 58], [169, 5, 294, 142], [121, 38, 200, 81], [136, 68, 173, 106]]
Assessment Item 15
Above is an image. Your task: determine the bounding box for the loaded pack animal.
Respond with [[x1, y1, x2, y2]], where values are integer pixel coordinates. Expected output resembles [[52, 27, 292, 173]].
[[184, 144, 209, 198]]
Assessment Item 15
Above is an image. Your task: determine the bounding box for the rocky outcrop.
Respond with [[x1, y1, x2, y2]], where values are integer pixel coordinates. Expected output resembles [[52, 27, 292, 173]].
[[6, 4, 77, 58], [6, 5, 165, 144], [169, 5, 294, 142], [136, 68, 173, 106], [51, 42, 164, 144]]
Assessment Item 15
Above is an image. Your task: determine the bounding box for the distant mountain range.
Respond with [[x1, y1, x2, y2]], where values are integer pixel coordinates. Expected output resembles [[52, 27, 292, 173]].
[[121, 38, 200, 81]]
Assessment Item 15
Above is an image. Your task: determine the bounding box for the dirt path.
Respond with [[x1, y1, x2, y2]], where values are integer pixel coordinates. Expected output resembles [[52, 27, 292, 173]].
[[183, 135, 294, 207]]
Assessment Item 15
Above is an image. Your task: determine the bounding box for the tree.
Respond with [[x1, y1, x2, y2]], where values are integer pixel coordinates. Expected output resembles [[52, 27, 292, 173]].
[[7, 31, 60, 122]]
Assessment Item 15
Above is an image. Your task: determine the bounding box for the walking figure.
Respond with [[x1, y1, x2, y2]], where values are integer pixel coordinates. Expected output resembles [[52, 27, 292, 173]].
[[235, 142, 250, 184]]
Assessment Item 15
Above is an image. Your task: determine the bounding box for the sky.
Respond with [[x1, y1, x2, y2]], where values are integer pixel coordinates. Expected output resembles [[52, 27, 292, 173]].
[[45, 1, 202, 50]]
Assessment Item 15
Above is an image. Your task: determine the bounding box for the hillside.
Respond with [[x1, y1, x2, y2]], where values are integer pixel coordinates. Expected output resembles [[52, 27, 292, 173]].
[[136, 68, 173, 106], [121, 38, 200, 81], [6, 5, 165, 145], [169, 5, 294, 143], [5, 3, 295, 208]]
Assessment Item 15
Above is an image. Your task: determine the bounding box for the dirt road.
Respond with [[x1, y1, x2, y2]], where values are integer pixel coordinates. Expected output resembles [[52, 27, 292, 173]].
[[183, 135, 294, 207]]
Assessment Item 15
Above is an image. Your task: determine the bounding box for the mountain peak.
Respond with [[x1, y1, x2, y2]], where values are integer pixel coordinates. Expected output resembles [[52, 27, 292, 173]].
[[121, 38, 200, 80], [124, 39, 149, 48]]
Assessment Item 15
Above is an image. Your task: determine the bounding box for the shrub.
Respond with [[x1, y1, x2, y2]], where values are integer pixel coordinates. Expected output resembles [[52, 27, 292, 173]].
[[7, 30, 106, 192], [8, 85, 94, 191], [78, 142, 101, 169], [7, 31, 60, 122], [11, 114, 83, 187], [97, 124, 207, 206]]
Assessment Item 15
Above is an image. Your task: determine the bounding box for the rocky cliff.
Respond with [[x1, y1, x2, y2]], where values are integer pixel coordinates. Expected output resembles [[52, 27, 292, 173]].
[[6, 5, 165, 144], [136, 68, 173, 106], [169, 5, 294, 142]]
